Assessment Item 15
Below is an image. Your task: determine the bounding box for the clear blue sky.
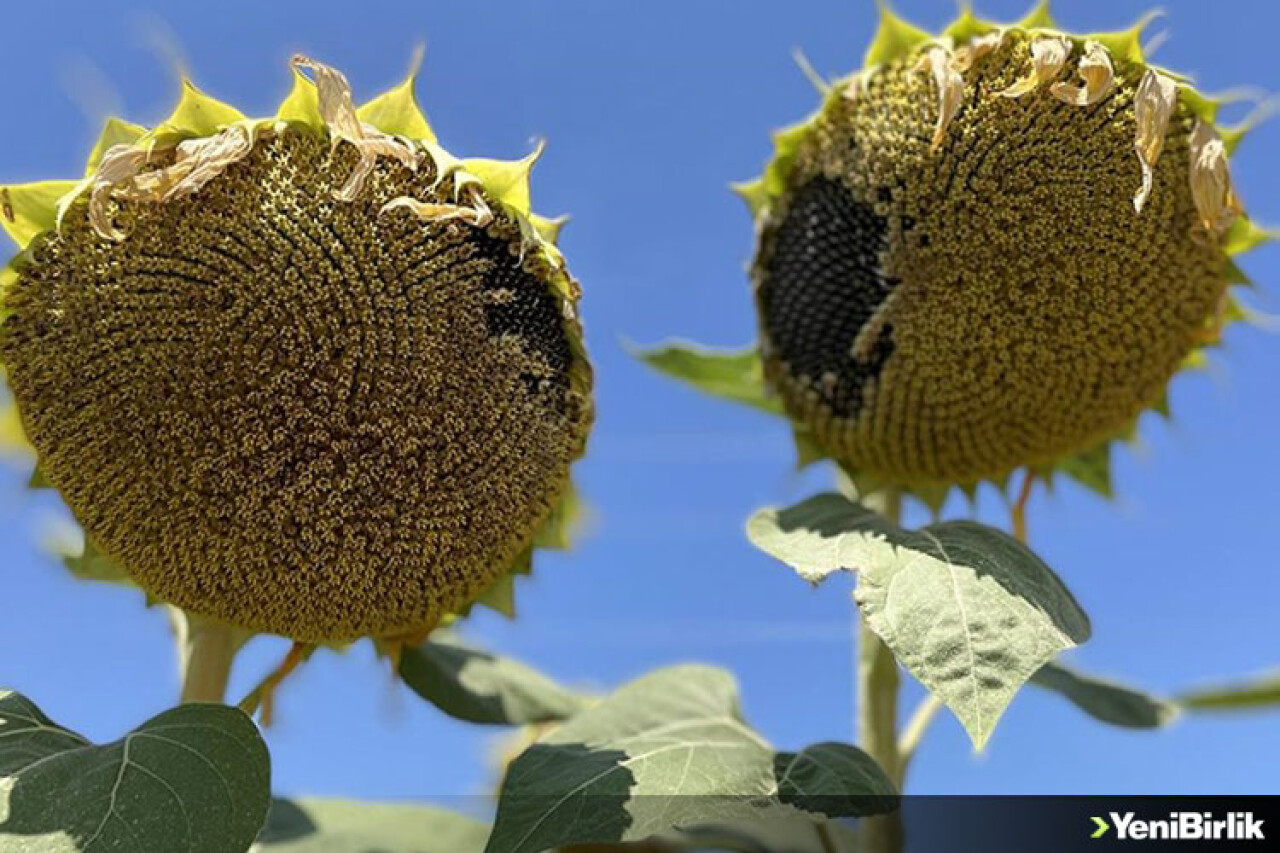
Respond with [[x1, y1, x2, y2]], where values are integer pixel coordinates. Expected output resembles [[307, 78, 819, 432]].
[[1, 0, 1276, 803]]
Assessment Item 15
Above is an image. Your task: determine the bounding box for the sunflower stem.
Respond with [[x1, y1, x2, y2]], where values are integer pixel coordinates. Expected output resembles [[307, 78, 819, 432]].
[[857, 489, 905, 853], [176, 612, 241, 705]]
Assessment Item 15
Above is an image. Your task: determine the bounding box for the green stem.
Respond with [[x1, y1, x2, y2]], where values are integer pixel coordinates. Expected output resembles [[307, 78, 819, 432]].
[[176, 612, 240, 704], [897, 694, 943, 785], [857, 489, 904, 853]]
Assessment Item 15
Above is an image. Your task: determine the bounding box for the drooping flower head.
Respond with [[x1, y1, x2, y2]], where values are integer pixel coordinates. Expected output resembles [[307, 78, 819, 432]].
[[0, 56, 593, 642], [645, 2, 1271, 506]]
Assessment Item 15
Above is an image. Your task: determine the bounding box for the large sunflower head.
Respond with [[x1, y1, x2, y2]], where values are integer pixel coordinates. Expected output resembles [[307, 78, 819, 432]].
[[719, 2, 1270, 503], [0, 55, 593, 643]]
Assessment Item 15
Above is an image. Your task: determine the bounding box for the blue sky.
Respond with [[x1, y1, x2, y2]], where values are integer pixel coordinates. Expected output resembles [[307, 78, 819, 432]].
[[0, 0, 1276, 803]]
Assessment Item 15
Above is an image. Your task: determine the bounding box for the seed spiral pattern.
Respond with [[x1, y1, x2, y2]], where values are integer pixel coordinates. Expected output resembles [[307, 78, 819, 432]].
[[755, 33, 1228, 486], [1, 128, 592, 642]]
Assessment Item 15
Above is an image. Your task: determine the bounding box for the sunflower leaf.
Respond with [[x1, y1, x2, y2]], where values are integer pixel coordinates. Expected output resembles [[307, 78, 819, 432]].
[[747, 493, 1091, 748], [256, 798, 489, 853], [398, 635, 590, 726], [1030, 662, 1177, 729], [485, 665, 896, 853], [634, 341, 783, 414], [0, 692, 270, 853]]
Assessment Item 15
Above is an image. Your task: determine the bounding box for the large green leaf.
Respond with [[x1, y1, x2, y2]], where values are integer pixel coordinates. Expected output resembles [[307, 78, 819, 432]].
[[0, 691, 270, 853], [1030, 663, 1177, 729], [254, 798, 489, 853], [485, 665, 895, 853], [398, 635, 591, 726], [633, 342, 783, 414], [747, 494, 1091, 748], [1178, 673, 1280, 712]]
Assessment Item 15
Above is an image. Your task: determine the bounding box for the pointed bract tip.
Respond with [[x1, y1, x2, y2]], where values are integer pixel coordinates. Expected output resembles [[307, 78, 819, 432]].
[[355, 50, 437, 143], [1016, 0, 1056, 31], [864, 1, 931, 69], [1091, 8, 1165, 65], [1220, 95, 1280, 155], [1225, 216, 1278, 257]]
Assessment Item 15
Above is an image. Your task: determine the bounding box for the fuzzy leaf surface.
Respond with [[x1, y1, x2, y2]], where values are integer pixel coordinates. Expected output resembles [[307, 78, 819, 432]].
[[748, 494, 1091, 747], [485, 665, 895, 853]]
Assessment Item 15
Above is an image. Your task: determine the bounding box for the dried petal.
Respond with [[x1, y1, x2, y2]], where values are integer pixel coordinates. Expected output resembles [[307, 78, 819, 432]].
[[290, 55, 363, 146], [913, 46, 965, 153], [844, 70, 868, 103], [85, 144, 151, 240], [1188, 120, 1242, 237], [951, 31, 1004, 73], [1132, 69, 1177, 213], [160, 124, 259, 200], [381, 186, 493, 228], [291, 54, 423, 201], [999, 35, 1071, 99], [1049, 40, 1114, 107]]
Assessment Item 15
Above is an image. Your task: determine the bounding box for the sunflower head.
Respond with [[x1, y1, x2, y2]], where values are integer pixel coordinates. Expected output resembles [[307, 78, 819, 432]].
[[0, 56, 593, 642], [647, 1, 1270, 507]]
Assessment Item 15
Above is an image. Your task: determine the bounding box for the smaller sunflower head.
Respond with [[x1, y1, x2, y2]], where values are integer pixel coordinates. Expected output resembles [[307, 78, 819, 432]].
[[723, 2, 1271, 504], [0, 55, 593, 642]]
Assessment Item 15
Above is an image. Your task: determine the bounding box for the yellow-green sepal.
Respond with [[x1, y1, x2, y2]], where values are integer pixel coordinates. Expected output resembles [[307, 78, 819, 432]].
[[0, 261, 17, 325], [1015, 0, 1057, 31], [1048, 440, 1114, 499], [730, 177, 770, 218], [864, 2, 931, 69], [356, 54, 436, 143], [1177, 85, 1222, 124], [1224, 258, 1252, 286], [462, 141, 544, 217], [738, 113, 821, 220], [0, 180, 81, 249], [534, 481, 583, 551], [85, 118, 148, 176], [0, 397, 28, 457], [529, 214, 568, 245], [275, 67, 324, 129], [1225, 216, 1276, 256], [148, 80, 246, 147], [1086, 9, 1162, 65], [474, 572, 517, 618], [943, 4, 999, 44], [791, 426, 826, 470]]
